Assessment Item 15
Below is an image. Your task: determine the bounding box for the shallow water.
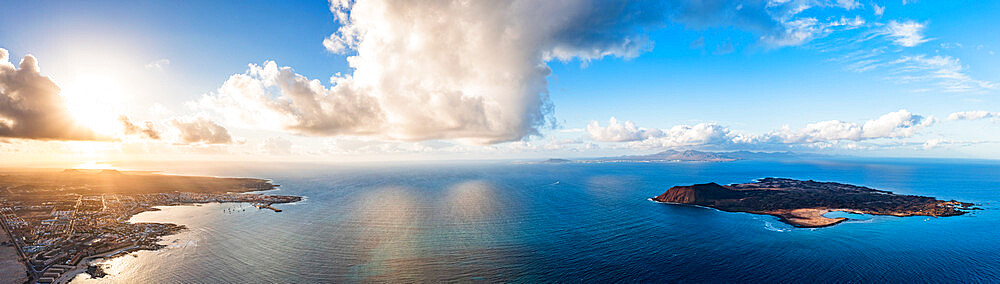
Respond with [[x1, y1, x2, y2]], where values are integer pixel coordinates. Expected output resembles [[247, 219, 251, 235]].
[[72, 158, 1000, 282]]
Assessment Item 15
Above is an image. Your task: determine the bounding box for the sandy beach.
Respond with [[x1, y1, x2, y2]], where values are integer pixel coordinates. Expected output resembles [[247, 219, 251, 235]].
[[767, 208, 849, 228]]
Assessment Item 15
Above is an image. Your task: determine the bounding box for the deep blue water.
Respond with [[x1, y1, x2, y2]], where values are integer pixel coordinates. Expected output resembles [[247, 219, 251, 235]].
[[75, 158, 1000, 282]]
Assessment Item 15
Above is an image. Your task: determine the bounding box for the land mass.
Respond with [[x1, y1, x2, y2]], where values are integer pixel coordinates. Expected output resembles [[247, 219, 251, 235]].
[[0, 169, 301, 284], [607, 150, 802, 162], [652, 178, 977, 228], [531, 150, 814, 164], [4, 168, 278, 194]]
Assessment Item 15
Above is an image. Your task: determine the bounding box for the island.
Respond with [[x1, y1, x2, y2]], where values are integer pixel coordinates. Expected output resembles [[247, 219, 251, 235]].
[[0, 169, 302, 284], [651, 178, 976, 228]]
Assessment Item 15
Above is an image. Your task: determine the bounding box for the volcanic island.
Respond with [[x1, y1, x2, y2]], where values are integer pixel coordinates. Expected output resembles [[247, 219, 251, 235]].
[[652, 178, 977, 228]]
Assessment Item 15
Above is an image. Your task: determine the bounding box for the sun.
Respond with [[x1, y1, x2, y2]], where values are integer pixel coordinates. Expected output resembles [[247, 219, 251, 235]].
[[60, 73, 128, 135]]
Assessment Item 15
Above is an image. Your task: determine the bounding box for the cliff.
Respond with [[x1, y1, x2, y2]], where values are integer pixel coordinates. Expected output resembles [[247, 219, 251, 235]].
[[652, 182, 743, 204]]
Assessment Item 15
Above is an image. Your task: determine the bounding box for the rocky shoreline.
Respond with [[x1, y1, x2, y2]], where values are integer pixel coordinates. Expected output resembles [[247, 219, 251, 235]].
[[652, 178, 978, 228]]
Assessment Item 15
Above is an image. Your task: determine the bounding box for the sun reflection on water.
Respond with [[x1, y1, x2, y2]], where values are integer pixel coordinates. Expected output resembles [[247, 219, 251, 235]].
[[445, 180, 498, 222]]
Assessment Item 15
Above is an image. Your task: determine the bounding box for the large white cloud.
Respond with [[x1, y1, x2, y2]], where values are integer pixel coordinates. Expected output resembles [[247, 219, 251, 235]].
[[769, 110, 934, 143], [589, 110, 935, 149], [587, 117, 657, 142], [632, 123, 736, 148], [587, 117, 738, 148], [201, 0, 864, 145], [200, 61, 384, 137], [0, 49, 100, 140], [207, 1, 676, 144]]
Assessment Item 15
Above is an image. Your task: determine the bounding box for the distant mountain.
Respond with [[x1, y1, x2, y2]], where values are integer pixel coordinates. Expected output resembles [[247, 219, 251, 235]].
[[614, 150, 739, 162], [97, 169, 125, 175], [528, 150, 815, 164], [597, 149, 802, 162]]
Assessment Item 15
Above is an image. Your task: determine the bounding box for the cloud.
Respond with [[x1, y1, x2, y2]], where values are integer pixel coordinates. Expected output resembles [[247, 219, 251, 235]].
[[589, 110, 934, 150], [754, 3, 866, 48], [922, 138, 946, 150], [835, 46, 888, 72], [118, 115, 160, 139], [556, 128, 585, 133], [762, 17, 821, 47], [939, 42, 962, 49], [312, 0, 690, 144], [587, 117, 657, 142], [324, 137, 446, 154], [145, 59, 170, 71], [948, 110, 998, 121], [260, 136, 292, 155], [0, 49, 100, 140], [166, 116, 233, 144], [889, 55, 997, 92], [769, 110, 934, 143], [835, 0, 861, 10], [872, 3, 885, 16], [820, 16, 992, 94], [199, 61, 384, 137], [630, 123, 737, 148], [202, 0, 871, 145], [588, 117, 737, 148], [882, 20, 929, 47], [830, 35, 992, 93]]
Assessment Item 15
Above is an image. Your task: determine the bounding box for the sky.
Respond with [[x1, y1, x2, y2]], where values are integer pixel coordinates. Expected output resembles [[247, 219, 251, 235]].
[[1, 0, 999, 166]]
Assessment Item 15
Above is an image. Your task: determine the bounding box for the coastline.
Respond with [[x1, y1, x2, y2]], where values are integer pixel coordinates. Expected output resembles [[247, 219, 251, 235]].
[[58, 186, 303, 282], [63, 202, 238, 282], [652, 196, 960, 228], [55, 245, 137, 284], [767, 208, 848, 228], [650, 178, 976, 228], [648, 198, 844, 228]]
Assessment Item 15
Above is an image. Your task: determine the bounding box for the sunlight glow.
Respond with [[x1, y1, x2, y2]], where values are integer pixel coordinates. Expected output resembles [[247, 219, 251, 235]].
[[74, 160, 117, 170], [61, 73, 128, 135]]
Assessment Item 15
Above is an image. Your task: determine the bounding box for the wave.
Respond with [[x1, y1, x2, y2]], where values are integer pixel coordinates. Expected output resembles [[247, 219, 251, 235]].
[[763, 221, 791, 232]]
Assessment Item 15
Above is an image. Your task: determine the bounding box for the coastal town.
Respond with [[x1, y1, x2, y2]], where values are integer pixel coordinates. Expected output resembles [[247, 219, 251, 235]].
[[0, 169, 300, 284]]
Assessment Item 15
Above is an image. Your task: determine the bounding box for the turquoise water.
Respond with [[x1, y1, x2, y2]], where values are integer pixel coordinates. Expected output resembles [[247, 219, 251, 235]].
[[73, 158, 1000, 282]]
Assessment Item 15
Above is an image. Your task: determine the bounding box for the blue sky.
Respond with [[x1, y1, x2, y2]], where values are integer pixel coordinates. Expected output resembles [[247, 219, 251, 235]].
[[1, 0, 999, 164]]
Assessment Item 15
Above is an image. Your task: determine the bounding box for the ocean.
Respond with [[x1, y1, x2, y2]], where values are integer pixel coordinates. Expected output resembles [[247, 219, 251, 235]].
[[71, 158, 1000, 282]]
